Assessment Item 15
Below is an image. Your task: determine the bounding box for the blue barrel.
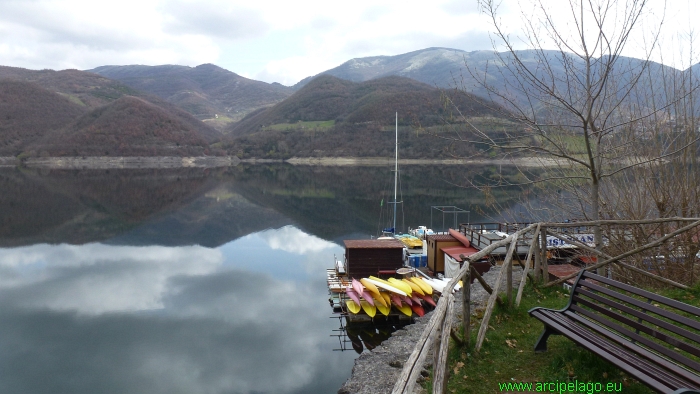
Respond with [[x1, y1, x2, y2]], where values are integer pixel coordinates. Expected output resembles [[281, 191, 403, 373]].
[[410, 255, 420, 267], [420, 255, 427, 267]]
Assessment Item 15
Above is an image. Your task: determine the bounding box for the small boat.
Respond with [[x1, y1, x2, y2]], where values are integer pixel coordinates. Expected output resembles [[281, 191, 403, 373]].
[[394, 233, 423, 249], [352, 278, 364, 295], [387, 277, 413, 295], [360, 300, 376, 318], [410, 225, 434, 239], [361, 290, 375, 306], [402, 278, 425, 296], [346, 287, 362, 304], [394, 303, 412, 317], [411, 303, 425, 317], [370, 291, 388, 308], [410, 277, 433, 295], [366, 276, 408, 296], [346, 300, 361, 314], [419, 293, 437, 307], [360, 278, 380, 298], [376, 300, 391, 316]]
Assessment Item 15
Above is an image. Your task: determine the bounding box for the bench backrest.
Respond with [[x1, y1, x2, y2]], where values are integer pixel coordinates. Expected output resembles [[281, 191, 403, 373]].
[[570, 271, 700, 375]]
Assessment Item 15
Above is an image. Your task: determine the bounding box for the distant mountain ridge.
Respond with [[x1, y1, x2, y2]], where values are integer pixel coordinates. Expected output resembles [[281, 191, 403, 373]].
[[0, 66, 222, 157], [294, 47, 685, 112], [90, 64, 293, 130]]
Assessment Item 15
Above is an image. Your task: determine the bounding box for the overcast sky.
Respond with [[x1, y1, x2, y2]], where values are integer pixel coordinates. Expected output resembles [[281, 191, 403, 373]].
[[0, 0, 697, 86]]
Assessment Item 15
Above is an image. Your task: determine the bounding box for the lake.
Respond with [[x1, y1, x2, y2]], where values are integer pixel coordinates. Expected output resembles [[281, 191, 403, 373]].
[[0, 163, 528, 394]]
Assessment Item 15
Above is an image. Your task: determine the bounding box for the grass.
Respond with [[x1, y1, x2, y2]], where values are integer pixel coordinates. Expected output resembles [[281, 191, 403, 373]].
[[427, 284, 662, 394], [262, 120, 335, 131]]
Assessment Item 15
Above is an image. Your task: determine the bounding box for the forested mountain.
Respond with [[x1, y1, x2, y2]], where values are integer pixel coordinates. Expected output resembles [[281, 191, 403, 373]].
[[89, 64, 293, 130], [0, 80, 87, 155], [221, 75, 512, 159], [28, 96, 220, 157], [0, 66, 222, 157]]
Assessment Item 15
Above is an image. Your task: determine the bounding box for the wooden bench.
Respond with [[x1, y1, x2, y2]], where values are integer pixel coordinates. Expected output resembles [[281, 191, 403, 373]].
[[529, 270, 700, 393]]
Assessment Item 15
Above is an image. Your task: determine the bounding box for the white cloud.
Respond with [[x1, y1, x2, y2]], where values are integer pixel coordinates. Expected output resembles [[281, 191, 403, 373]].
[[0, 243, 222, 314], [257, 225, 337, 255], [0, 0, 696, 84]]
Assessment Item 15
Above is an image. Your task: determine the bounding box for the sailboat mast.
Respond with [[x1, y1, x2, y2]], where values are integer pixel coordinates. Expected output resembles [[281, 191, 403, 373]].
[[393, 112, 398, 233]]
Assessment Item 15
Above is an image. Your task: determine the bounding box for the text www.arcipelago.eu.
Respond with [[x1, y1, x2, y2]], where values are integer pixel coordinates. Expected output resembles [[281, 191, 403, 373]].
[[498, 380, 623, 393]]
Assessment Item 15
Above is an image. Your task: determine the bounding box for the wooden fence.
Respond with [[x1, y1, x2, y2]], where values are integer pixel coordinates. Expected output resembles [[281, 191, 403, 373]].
[[391, 217, 700, 394]]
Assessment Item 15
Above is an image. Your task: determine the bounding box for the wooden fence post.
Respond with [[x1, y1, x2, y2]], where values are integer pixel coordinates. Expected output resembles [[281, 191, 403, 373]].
[[433, 293, 454, 394], [533, 233, 541, 283], [462, 262, 471, 348], [475, 237, 519, 352], [540, 225, 548, 283], [516, 225, 540, 306]]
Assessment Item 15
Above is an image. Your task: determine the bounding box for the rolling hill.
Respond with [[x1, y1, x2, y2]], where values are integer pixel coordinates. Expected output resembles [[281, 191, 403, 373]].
[[89, 64, 293, 130], [0, 66, 223, 157], [228, 75, 504, 136], [0, 80, 87, 156], [28, 96, 219, 157], [221, 75, 512, 159]]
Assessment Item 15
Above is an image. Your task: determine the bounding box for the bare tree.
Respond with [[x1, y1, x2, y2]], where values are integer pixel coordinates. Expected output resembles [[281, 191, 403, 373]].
[[445, 0, 700, 274]]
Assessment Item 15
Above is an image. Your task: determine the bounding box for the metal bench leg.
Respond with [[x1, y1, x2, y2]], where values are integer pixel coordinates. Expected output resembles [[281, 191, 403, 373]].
[[534, 327, 557, 352]]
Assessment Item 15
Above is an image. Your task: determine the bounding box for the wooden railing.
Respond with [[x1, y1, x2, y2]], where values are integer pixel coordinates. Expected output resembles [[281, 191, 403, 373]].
[[391, 218, 700, 394]]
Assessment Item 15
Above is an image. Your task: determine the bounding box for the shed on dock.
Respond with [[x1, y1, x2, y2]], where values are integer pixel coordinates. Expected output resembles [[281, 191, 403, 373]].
[[426, 234, 462, 273], [344, 239, 404, 279]]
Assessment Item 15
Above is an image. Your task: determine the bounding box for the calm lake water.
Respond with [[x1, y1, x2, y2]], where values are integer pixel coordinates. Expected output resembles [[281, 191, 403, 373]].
[[0, 163, 528, 394]]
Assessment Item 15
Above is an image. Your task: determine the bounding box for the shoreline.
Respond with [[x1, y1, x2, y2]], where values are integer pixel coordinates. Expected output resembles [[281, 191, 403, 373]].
[[0, 156, 564, 169]]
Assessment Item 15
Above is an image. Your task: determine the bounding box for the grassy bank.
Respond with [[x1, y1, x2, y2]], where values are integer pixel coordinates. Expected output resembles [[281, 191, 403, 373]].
[[425, 282, 700, 393]]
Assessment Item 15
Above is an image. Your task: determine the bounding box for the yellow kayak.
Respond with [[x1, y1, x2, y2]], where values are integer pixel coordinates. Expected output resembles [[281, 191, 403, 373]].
[[402, 278, 425, 296], [360, 300, 376, 318], [346, 300, 361, 314], [387, 278, 413, 295], [375, 300, 391, 316], [380, 292, 392, 307], [360, 278, 381, 298], [370, 291, 388, 308], [395, 303, 413, 317], [410, 277, 433, 295], [366, 276, 408, 296]]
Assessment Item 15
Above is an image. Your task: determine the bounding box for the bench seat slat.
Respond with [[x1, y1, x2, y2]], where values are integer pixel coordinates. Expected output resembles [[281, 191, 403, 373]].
[[575, 288, 700, 345], [531, 308, 684, 392], [569, 302, 700, 372], [561, 309, 700, 387], [529, 270, 700, 394], [572, 295, 700, 359], [579, 279, 700, 332], [584, 273, 700, 318]]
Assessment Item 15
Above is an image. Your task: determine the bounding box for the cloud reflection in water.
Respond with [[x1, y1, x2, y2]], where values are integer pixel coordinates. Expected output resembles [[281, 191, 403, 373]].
[[0, 227, 354, 394]]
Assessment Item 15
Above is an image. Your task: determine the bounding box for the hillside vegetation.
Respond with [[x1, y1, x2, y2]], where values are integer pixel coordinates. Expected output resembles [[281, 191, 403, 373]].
[[28, 96, 219, 157], [221, 75, 515, 159], [90, 64, 293, 128], [0, 66, 223, 157], [0, 80, 87, 155]]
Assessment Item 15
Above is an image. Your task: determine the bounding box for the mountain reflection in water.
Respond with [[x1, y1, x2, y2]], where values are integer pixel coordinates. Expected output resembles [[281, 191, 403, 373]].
[[0, 163, 530, 393]]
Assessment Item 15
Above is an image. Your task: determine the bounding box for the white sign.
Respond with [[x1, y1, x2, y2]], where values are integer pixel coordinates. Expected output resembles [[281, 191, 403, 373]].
[[546, 234, 595, 249]]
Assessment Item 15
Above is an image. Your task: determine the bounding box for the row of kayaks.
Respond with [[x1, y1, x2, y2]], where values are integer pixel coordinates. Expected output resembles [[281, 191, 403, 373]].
[[344, 276, 462, 318]]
